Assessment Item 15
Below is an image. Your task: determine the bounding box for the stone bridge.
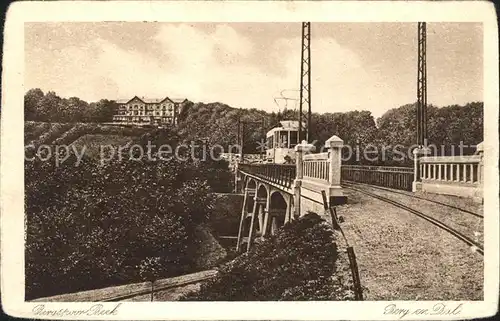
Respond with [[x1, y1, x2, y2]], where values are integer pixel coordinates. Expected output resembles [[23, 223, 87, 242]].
[[234, 135, 346, 252]]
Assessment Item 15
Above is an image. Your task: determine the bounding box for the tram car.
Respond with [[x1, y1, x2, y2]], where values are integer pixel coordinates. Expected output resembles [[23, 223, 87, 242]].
[[265, 120, 300, 164]]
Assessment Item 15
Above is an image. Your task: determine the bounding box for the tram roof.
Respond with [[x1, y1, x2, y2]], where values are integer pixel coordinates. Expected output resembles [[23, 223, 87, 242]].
[[266, 120, 302, 136]]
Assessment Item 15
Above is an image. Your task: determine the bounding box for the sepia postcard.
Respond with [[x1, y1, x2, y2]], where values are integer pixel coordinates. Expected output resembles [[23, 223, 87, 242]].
[[1, 0, 499, 320]]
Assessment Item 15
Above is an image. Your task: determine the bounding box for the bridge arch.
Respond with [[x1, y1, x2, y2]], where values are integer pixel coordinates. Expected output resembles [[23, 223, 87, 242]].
[[267, 191, 289, 236], [245, 177, 257, 190], [256, 183, 270, 199]]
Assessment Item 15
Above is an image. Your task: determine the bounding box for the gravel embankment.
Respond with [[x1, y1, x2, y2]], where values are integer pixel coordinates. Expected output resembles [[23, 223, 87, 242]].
[[337, 189, 483, 300]]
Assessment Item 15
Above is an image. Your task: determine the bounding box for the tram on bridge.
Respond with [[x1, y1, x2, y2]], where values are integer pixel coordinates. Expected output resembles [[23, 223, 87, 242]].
[[265, 120, 300, 164]]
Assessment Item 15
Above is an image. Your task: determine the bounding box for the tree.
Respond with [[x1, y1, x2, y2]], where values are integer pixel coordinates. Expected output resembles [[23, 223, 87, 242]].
[[24, 88, 45, 120], [139, 257, 162, 301], [23, 89, 119, 123], [91, 99, 119, 122]]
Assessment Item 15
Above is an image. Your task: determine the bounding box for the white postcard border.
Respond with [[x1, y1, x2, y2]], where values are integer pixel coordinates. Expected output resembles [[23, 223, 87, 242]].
[[1, 1, 498, 320]]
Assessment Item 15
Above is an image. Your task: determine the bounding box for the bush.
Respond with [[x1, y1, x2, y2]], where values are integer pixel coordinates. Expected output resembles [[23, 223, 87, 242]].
[[24, 129, 219, 299], [182, 212, 350, 301], [24, 122, 51, 143]]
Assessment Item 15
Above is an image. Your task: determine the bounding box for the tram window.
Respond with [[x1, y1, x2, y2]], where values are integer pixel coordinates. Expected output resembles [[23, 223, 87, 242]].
[[274, 132, 279, 148], [279, 131, 288, 148], [266, 136, 272, 149], [290, 131, 298, 147]]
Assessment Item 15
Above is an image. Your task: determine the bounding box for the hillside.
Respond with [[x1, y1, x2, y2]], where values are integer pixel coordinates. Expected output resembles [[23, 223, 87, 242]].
[[24, 123, 233, 300]]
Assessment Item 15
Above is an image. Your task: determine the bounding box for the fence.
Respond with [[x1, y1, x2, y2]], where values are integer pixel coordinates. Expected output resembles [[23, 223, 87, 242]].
[[238, 163, 296, 189], [341, 165, 414, 191]]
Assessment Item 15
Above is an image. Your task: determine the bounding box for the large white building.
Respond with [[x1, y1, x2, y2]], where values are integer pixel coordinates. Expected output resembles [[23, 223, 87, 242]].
[[112, 96, 187, 125]]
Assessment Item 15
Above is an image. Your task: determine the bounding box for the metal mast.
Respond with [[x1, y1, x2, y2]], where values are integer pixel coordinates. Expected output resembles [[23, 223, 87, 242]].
[[298, 22, 312, 143], [417, 22, 427, 147]]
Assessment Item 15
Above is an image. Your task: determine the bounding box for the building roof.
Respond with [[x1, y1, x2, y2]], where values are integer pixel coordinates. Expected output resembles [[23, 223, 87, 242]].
[[116, 96, 187, 104], [140, 97, 167, 104], [170, 98, 187, 103]]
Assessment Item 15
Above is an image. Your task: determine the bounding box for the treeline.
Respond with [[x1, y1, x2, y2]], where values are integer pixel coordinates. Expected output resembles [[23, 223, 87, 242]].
[[24, 88, 483, 164], [24, 88, 118, 122], [25, 127, 233, 299], [177, 101, 483, 166]]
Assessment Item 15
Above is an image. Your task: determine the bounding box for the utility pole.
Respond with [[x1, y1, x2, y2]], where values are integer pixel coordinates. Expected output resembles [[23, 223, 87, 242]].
[[299, 22, 312, 143], [417, 22, 427, 147]]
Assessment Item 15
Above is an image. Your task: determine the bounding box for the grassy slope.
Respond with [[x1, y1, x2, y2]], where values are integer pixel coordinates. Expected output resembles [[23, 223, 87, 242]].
[[70, 134, 133, 160]]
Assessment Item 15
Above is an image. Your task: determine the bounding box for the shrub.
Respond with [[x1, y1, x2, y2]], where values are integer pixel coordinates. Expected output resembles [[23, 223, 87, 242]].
[[182, 212, 350, 301], [24, 122, 51, 143], [24, 129, 218, 299]]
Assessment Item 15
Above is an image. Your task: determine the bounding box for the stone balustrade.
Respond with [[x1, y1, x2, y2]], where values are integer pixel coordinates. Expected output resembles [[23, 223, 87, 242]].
[[412, 142, 484, 202], [303, 152, 330, 183]]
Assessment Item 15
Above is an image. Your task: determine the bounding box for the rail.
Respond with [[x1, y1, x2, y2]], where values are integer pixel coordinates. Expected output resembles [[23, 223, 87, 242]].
[[238, 163, 296, 189], [343, 183, 484, 255], [341, 165, 414, 191]]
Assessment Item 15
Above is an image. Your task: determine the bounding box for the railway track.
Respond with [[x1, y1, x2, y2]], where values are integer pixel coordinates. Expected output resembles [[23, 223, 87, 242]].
[[343, 182, 484, 256], [101, 271, 217, 302], [342, 180, 483, 218]]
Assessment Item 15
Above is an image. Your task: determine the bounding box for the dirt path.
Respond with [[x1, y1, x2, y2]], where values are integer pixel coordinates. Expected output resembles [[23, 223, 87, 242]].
[[337, 189, 483, 300]]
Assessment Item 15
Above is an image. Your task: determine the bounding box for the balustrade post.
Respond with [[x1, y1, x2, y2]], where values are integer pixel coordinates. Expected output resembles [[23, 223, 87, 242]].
[[412, 148, 421, 192], [325, 135, 345, 204], [326, 136, 343, 187], [477, 142, 484, 185], [293, 140, 315, 217], [475, 142, 484, 203], [412, 147, 430, 192]]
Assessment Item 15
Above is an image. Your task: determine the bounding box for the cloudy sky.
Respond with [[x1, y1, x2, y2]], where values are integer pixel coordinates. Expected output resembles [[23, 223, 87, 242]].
[[25, 22, 482, 118]]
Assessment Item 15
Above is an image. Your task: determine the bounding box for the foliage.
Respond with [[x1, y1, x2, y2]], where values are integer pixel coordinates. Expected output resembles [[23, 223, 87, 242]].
[[182, 212, 350, 301], [374, 102, 483, 164], [24, 88, 118, 123], [25, 127, 222, 299], [139, 257, 162, 281], [176, 99, 483, 166], [177, 102, 268, 154], [24, 122, 51, 143], [25, 88, 483, 164]]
